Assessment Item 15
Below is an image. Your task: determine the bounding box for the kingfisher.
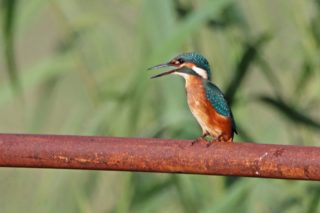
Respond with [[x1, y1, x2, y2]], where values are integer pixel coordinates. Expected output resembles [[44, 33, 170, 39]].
[[148, 52, 237, 144]]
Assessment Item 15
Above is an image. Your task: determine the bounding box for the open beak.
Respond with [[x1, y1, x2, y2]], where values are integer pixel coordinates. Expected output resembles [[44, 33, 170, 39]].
[[148, 62, 177, 79]]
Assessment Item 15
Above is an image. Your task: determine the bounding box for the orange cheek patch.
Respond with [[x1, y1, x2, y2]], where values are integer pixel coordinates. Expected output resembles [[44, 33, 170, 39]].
[[183, 62, 195, 69]]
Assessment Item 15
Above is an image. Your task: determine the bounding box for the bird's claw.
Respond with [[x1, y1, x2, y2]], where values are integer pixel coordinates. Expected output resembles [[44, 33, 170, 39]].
[[191, 133, 210, 146], [191, 138, 202, 146], [191, 133, 222, 147], [206, 136, 219, 147], [206, 142, 213, 147]]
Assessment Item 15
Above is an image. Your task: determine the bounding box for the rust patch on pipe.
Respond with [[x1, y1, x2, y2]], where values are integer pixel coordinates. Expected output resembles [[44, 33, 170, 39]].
[[273, 148, 285, 157]]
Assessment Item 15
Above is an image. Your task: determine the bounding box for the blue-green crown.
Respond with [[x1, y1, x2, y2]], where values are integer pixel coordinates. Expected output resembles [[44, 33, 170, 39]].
[[175, 52, 212, 80]]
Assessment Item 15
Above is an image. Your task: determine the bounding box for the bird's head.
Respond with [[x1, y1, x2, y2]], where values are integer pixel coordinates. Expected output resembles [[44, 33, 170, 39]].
[[148, 52, 211, 80]]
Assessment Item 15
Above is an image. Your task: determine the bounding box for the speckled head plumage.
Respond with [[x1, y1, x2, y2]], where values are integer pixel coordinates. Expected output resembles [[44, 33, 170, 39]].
[[175, 52, 211, 80], [148, 52, 212, 80]]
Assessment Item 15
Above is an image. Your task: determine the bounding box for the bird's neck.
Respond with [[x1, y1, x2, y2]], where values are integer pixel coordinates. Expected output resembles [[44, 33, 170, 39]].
[[183, 75, 203, 90]]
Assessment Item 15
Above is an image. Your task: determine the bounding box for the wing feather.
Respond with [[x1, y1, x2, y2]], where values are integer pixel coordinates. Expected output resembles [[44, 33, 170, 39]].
[[203, 80, 237, 134]]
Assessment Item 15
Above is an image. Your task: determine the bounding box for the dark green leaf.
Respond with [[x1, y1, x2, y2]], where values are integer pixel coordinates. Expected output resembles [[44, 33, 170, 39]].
[[258, 96, 320, 129], [2, 0, 22, 94], [225, 34, 271, 105]]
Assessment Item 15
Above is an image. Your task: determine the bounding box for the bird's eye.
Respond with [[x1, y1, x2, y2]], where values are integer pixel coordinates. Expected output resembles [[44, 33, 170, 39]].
[[177, 58, 184, 64]]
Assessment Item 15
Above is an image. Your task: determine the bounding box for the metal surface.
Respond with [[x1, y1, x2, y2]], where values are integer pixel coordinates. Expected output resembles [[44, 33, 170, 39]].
[[0, 134, 319, 180]]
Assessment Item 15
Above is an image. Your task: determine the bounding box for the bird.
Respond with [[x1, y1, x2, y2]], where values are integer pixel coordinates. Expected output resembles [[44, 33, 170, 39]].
[[148, 52, 237, 144]]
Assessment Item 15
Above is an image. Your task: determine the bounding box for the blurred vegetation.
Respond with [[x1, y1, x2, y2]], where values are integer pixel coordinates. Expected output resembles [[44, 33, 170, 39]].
[[0, 0, 320, 212]]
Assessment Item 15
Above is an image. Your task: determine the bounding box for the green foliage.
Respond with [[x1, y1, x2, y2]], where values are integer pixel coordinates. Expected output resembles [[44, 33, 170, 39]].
[[1, 0, 21, 94], [0, 0, 320, 212]]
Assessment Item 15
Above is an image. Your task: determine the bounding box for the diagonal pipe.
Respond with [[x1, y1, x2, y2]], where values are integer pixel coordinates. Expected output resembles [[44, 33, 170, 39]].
[[0, 134, 319, 180]]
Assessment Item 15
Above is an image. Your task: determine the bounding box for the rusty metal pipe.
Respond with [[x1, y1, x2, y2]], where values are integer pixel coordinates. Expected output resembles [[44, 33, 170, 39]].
[[0, 134, 319, 180]]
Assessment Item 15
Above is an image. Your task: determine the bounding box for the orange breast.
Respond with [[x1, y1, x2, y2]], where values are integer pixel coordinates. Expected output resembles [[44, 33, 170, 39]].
[[184, 76, 233, 142]]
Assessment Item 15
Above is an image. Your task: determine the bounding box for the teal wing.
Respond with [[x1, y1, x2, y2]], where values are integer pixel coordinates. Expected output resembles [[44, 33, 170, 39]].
[[203, 80, 238, 134]]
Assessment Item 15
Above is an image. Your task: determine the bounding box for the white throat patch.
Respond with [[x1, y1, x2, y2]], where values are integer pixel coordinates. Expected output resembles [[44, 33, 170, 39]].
[[191, 66, 208, 79]]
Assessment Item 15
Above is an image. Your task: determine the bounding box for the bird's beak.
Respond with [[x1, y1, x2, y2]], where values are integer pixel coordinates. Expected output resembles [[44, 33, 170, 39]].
[[148, 62, 177, 79], [150, 69, 176, 79], [147, 63, 171, 70]]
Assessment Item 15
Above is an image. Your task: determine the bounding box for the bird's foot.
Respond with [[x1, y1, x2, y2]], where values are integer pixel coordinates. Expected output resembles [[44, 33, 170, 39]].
[[206, 138, 217, 147], [206, 135, 232, 146], [205, 136, 220, 147], [191, 137, 203, 146], [191, 133, 209, 146]]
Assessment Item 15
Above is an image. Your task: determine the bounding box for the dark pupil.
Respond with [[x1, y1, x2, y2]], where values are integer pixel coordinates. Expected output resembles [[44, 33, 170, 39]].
[[178, 59, 184, 64]]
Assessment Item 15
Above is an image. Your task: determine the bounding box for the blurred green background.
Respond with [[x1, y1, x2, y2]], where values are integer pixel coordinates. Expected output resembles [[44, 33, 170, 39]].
[[1, 0, 320, 212]]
